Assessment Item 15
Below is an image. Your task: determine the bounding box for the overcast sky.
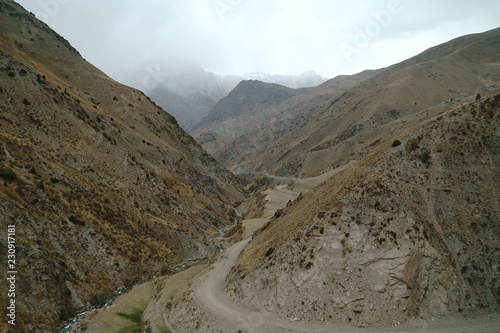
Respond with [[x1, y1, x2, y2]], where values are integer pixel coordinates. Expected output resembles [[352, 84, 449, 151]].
[[15, 0, 500, 83]]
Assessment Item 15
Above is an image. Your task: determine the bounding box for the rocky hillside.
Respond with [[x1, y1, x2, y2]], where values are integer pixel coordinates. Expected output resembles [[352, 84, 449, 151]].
[[0, 1, 243, 331], [228, 90, 500, 328], [193, 28, 500, 178], [191, 80, 302, 158]]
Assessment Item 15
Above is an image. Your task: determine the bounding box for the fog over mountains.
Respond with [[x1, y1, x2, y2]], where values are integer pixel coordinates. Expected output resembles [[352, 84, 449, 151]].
[[119, 60, 325, 130]]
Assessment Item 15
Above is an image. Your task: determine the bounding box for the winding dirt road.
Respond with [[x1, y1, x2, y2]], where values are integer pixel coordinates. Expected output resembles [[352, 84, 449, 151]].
[[167, 170, 500, 332], [181, 237, 500, 333]]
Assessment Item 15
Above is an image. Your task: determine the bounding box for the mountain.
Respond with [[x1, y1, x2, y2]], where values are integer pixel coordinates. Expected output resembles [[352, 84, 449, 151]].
[[156, 28, 500, 331], [193, 28, 500, 178], [215, 70, 326, 93], [118, 63, 325, 132], [119, 61, 227, 131], [228, 91, 500, 327], [0, 1, 243, 331], [191, 80, 303, 158]]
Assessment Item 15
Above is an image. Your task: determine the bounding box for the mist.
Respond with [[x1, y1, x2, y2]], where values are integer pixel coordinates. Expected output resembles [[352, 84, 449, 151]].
[[14, 0, 500, 84]]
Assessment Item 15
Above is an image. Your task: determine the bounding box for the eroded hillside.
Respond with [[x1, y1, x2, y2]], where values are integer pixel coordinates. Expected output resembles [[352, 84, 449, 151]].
[[228, 91, 500, 328], [0, 1, 243, 331], [194, 28, 500, 178]]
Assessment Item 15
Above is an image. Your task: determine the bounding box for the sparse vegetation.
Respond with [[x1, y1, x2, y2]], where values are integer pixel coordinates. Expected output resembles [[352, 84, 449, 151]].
[[391, 139, 401, 147], [419, 150, 431, 164], [0, 166, 17, 181], [58, 305, 76, 320], [160, 264, 170, 275], [146, 207, 160, 217], [89, 292, 108, 307], [116, 308, 144, 332]]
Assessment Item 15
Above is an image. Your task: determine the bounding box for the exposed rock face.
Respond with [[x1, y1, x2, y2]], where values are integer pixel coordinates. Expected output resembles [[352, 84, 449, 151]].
[[0, 1, 243, 331], [228, 93, 500, 327]]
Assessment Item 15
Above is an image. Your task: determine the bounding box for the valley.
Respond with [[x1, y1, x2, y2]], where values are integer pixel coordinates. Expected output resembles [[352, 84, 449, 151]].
[[79, 162, 500, 332], [0, 1, 499, 332]]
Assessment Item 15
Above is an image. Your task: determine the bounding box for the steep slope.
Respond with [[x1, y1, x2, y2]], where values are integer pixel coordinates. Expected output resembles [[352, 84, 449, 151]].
[[192, 71, 377, 169], [191, 80, 302, 157], [195, 28, 500, 177], [0, 1, 243, 332], [122, 61, 227, 131], [227, 90, 500, 328]]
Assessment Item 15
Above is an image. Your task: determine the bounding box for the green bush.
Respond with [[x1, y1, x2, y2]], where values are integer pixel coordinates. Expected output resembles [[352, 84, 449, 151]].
[[0, 166, 16, 181], [59, 305, 76, 320], [391, 140, 401, 147], [160, 264, 170, 275], [89, 292, 107, 307], [419, 150, 431, 164], [116, 308, 143, 324], [265, 248, 274, 257]]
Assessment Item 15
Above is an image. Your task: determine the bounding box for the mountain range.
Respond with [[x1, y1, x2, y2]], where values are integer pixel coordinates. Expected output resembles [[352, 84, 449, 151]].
[[1, 0, 499, 331], [193, 28, 500, 178], [119, 61, 325, 131]]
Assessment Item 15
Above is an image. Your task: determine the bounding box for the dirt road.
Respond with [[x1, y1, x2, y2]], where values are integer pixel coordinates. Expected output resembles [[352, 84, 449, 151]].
[[185, 237, 500, 333], [167, 168, 500, 332]]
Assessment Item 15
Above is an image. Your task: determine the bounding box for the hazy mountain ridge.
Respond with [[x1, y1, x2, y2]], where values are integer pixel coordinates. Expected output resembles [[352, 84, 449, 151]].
[[215, 70, 325, 92], [119, 62, 325, 131], [193, 28, 500, 177], [121, 62, 227, 131], [0, 1, 243, 331]]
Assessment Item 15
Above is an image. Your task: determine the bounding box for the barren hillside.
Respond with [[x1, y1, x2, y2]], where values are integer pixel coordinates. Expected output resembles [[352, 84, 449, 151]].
[[193, 28, 500, 178], [0, 1, 243, 331], [228, 90, 500, 328]]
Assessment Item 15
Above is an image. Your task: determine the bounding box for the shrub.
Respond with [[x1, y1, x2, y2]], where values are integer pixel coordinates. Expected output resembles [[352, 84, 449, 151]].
[[36, 74, 46, 84], [391, 140, 401, 147], [0, 166, 17, 181], [68, 216, 85, 226], [160, 264, 170, 275], [265, 248, 274, 257], [419, 150, 431, 164], [22, 98, 30, 105], [89, 292, 107, 307], [59, 305, 76, 320], [476, 93, 481, 100]]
